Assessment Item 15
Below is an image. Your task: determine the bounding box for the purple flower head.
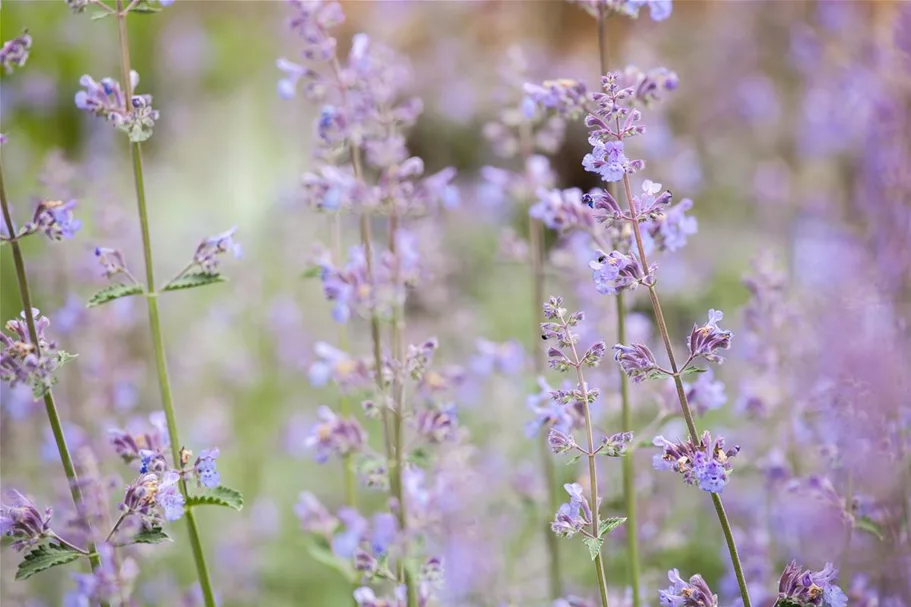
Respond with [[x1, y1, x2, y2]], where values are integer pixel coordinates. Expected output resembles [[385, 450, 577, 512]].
[[653, 431, 740, 493], [138, 449, 167, 475], [659, 569, 718, 607], [1, 31, 32, 74], [94, 247, 130, 280], [193, 227, 242, 275], [634, 179, 674, 219], [155, 471, 185, 522], [530, 187, 596, 233], [583, 138, 628, 183], [551, 483, 592, 538], [522, 79, 590, 118], [612, 343, 659, 383], [305, 405, 366, 463], [405, 337, 439, 381], [121, 473, 160, 525], [194, 448, 221, 489], [548, 427, 577, 454], [75, 72, 159, 142], [415, 404, 459, 444], [1, 309, 65, 396], [20, 199, 82, 241], [108, 411, 169, 465], [307, 341, 370, 390], [590, 249, 653, 295], [688, 309, 733, 364], [0, 490, 52, 551], [285, 0, 345, 62], [470, 338, 526, 376], [567, 0, 671, 21], [295, 491, 337, 536], [600, 431, 634, 457], [301, 165, 360, 211], [776, 561, 847, 607]]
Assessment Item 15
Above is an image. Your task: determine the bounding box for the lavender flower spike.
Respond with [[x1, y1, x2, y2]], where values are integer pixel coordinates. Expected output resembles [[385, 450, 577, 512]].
[[0, 490, 53, 551], [653, 431, 740, 493], [659, 569, 718, 607], [1, 31, 32, 74], [612, 343, 659, 382], [775, 561, 847, 607], [193, 227, 242, 275]]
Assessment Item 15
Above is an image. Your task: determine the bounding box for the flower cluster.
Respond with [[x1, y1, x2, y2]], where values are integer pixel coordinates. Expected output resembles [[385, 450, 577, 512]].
[[0, 490, 53, 551], [0, 31, 32, 75], [687, 309, 733, 364], [612, 343, 660, 382], [652, 431, 740, 493], [522, 79, 590, 119], [191, 227, 243, 275], [589, 249, 655, 295], [74, 71, 160, 142], [551, 483, 595, 538], [121, 470, 185, 524], [658, 569, 718, 607], [306, 406, 367, 463], [775, 561, 847, 607], [0, 310, 72, 397]]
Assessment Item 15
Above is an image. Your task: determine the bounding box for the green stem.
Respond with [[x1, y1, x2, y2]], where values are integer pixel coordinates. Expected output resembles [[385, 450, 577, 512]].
[[620, 174, 752, 607], [114, 4, 216, 605], [567, 317, 609, 607], [0, 163, 105, 580], [596, 9, 640, 606]]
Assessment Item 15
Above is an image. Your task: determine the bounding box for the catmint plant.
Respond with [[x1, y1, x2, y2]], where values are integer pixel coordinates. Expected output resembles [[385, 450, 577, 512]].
[[64, 1, 246, 606]]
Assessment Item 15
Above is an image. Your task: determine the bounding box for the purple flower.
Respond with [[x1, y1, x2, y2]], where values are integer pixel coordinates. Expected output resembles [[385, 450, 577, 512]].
[[415, 405, 459, 444], [0, 490, 52, 551], [589, 249, 653, 295], [530, 187, 596, 233], [370, 512, 397, 555], [776, 561, 847, 607], [194, 448, 221, 489], [121, 473, 160, 526], [659, 569, 717, 607], [600, 431, 634, 457], [612, 343, 659, 383], [551, 483, 592, 538], [1, 309, 65, 396], [305, 406, 366, 463], [548, 427, 576, 454], [20, 199, 82, 240], [522, 79, 590, 118], [193, 227, 242, 274], [1, 31, 32, 74], [583, 138, 628, 183], [688, 309, 733, 364], [331, 507, 367, 558], [64, 544, 138, 607], [75, 72, 159, 142], [525, 377, 581, 437], [285, 0, 345, 62], [653, 431, 740, 493], [155, 471, 185, 522]]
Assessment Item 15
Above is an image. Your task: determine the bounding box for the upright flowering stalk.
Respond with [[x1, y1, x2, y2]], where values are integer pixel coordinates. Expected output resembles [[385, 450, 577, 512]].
[[587, 72, 752, 607], [70, 2, 244, 606], [0, 31, 106, 585], [542, 297, 629, 607]]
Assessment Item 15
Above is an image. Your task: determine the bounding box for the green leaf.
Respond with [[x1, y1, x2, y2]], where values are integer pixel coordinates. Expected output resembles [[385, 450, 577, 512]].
[[185, 486, 244, 511], [87, 283, 144, 308], [566, 454, 583, 466], [162, 272, 226, 293], [582, 537, 603, 561], [679, 366, 707, 377], [301, 266, 322, 279], [646, 369, 671, 381], [854, 516, 884, 541], [90, 11, 112, 19], [15, 544, 82, 580], [598, 517, 627, 538], [130, 527, 172, 545], [303, 535, 356, 582], [408, 447, 431, 468]]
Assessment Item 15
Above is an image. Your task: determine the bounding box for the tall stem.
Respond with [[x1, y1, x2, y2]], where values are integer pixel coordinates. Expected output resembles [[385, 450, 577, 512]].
[[329, 212, 356, 506], [596, 10, 640, 606], [114, 4, 216, 605], [529, 214, 564, 599], [568, 328, 609, 607], [0, 164, 104, 580], [619, 173, 752, 607]]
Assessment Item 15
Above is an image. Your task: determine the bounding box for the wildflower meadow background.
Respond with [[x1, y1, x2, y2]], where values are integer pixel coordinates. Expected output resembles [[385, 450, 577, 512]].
[[1, 1, 910, 606]]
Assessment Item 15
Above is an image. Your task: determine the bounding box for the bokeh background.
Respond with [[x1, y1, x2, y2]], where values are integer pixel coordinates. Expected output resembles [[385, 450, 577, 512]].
[[2, 1, 910, 606]]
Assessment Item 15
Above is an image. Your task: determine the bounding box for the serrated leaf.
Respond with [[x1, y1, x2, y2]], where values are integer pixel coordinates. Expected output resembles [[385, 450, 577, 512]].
[[646, 369, 672, 381], [15, 544, 82, 580], [598, 517, 627, 538], [583, 536, 603, 561], [87, 283, 144, 308], [679, 366, 707, 376], [185, 486, 244, 511], [303, 536, 356, 582], [162, 272, 226, 293], [566, 454, 583, 466], [130, 527, 172, 545], [854, 516, 884, 541]]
